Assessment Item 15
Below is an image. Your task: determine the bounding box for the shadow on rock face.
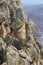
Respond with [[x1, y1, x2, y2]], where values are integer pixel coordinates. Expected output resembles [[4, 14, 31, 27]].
[[13, 40, 23, 50]]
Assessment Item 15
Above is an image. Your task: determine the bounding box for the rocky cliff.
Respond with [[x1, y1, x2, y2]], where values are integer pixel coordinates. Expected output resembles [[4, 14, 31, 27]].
[[0, 0, 43, 65]]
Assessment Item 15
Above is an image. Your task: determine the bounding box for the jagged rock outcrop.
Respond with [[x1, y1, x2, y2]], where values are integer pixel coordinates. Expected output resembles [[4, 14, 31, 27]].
[[0, 0, 43, 65]]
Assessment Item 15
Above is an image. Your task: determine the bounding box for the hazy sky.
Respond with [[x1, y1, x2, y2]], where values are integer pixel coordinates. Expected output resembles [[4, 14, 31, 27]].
[[22, 0, 43, 5]]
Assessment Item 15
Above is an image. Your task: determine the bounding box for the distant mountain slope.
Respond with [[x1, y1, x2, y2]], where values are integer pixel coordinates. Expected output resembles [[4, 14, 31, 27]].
[[24, 4, 43, 32]]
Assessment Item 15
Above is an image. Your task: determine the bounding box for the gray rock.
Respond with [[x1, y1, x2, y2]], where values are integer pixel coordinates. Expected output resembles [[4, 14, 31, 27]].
[[0, 12, 6, 24], [0, 38, 7, 64], [16, 8, 24, 22], [40, 48, 43, 59], [26, 46, 39, 61], [19, 50, 27, 58], [0, 0, 6, 4]]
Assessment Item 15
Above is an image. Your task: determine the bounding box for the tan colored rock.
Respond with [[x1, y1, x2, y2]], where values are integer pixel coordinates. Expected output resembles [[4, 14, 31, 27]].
[[2, 24, 8, 39], [7, 45, 19, 65], [1, 62, 7, 65], [16, 23, 26, 43]]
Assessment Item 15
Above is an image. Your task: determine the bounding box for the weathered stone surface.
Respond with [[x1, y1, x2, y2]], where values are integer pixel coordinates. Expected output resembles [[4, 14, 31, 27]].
[[0, 38, 7, 64], [40, 48, 43, 59], [0, 0, 10, 24], [7, 45, 19, 65], [0, 0, 43, 65]]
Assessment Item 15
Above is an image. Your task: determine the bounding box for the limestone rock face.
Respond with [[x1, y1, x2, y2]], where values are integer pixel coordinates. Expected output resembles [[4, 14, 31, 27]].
[[0, 0, 10, 23], [0, 0, 43, 65], [7, 46, 19, 65]]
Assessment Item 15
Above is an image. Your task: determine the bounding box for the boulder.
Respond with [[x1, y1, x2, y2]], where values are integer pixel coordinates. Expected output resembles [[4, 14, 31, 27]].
[[7, 45, 19, 65]]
